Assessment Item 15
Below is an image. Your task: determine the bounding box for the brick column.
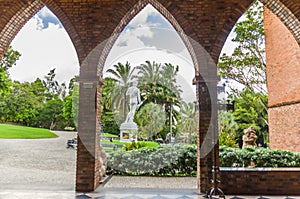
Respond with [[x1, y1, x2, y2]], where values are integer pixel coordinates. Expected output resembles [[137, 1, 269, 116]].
[[75, 76, 106, 192], [75, 80, 99, 191], [194, 73, 217, 194], [264, 7, 300, 152]]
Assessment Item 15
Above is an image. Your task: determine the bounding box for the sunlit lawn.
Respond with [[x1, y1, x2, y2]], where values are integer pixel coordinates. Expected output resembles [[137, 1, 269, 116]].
[[0, 124, 58, 139]]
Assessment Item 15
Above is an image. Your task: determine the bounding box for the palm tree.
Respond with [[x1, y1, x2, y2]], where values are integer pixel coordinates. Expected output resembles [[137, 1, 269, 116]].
[[178, 102, 196, 144], [106, 62, 135, 121], [135, 102, 166, 140], [133, 60, 161, 86], [160, 63, 182, 135], [134, 61, 182, 136]]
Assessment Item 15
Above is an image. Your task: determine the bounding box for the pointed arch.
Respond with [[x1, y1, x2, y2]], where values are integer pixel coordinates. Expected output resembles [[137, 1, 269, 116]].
[[260, 0, 300, 44], [0, 0, 83, 64], [0, 0, 43, 59], [96, 0, 199, 76]]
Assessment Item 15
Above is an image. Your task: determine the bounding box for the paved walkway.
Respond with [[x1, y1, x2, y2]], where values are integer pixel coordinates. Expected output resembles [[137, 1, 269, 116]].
[[0, 132, 299, 199]]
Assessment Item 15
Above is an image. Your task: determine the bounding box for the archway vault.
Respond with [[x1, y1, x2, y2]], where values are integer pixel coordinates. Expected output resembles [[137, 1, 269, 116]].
[[0, 0, 299, 194], [1, 0, 299, 64]]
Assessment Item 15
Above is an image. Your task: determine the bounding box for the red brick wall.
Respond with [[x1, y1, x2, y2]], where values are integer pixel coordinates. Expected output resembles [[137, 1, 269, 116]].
[[220, 168, 300, 195], [265, 8, 300, 152]]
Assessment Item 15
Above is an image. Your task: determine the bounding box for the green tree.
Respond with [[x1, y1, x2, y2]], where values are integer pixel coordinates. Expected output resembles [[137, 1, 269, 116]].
[[43, 68, 66, 99], [101, 77, 120, 135], [72, 82, 79, 129], [0, 46, 21, 95], [218, 1, 266, 94], [231, 88, 268, 147], [106, 62, 135, 121], [218, 111, 238, 147], [0, 82, 41, 126], [38, 98, 64, 130], [134, 60, 161, 87], [134, 61, 182, 136], [135, 102, 166, 140], [178, 102, 196, 144]]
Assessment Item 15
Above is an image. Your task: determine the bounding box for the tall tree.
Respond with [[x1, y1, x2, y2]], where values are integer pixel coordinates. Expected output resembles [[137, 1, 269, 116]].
[[101, 77, 120, 135], [178, 102, 196, 144], [218, 111, 238, 147], [134, 61, 182, 136], [230, 88, 268, 147], [135, 102, 166, 140], [106, 62, 135, 121], [134, 60, 161, 86], [218, 1, 266, 94], [0, 46, 21, 95], [1, 81, 41, 126]]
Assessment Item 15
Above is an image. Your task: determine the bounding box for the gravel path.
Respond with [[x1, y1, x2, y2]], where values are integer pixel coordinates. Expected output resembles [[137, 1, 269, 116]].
[[0, 131, 77, 189], [104, 176, 197, 189]]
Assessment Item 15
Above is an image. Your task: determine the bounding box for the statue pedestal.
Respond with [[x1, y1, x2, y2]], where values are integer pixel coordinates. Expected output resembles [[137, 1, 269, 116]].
[[120, 122, 138, 142]]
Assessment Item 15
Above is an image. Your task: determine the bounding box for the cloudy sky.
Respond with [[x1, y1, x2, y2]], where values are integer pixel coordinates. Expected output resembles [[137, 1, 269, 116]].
[[10, 5, 236, 102]]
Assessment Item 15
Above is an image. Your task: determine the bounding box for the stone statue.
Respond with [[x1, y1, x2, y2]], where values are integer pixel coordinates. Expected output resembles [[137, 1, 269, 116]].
[[125, 81, 142, 123], [120, 81, 141, 142], [242, 126, 258, 148]]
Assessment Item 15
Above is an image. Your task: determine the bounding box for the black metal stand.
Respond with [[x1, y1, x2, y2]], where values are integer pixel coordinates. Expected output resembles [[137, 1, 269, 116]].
[[204, 142, 225, 199]]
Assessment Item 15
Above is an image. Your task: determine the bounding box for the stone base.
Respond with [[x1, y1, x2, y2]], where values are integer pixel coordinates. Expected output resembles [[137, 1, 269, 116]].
[[120, 122, 138, 142]]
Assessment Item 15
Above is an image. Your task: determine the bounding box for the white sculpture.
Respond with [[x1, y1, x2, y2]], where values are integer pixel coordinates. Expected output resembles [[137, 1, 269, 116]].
[[120, 81, 141, 142], [125, 81, 142, 123]]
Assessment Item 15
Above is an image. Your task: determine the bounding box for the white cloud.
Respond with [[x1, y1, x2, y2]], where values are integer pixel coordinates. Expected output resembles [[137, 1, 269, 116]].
[[10, 15, 79, 84], [8, 4, 237, 102], [129, 5, 158, 28]]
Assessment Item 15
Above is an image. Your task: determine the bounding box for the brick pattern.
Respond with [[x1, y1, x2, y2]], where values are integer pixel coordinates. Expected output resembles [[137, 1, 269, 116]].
[[261, 0, 300, 45], [265, 7, 300, 152], [268, 104, 300, 152], [0, 0, 300, 193], [265, 7, 300, 107], [0, 0, 43, 60], [221, 168, 300, 195]]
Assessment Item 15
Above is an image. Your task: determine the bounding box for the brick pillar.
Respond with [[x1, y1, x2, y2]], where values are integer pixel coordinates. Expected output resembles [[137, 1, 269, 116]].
[[194, 73, 216, 193], [75, 80, 100, 192], [264, 7, 300, 152]]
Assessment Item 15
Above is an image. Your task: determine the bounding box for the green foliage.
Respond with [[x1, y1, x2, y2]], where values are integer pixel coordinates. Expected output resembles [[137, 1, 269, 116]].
[[0, 46, 21, 95], [134, 61, 182, 136], [218, 1, 266, 93], [72, 83, 79, 129], [219, 146, 300, 167], [107, 144, 197, 176], [101, 78, 120, 135], [106, 62, 135, 121], [178, 102, 196, 144], [135, 102, 166, 140], [218, 111, 238, 147], [219, 131, 238, 148], [122, 140, 159, 151], [0, 124, 57, 139], [107, 145, 300, 176], [0, 46, 21, 70], [38, 98, 64, 130], [231, 88, 268, 146]]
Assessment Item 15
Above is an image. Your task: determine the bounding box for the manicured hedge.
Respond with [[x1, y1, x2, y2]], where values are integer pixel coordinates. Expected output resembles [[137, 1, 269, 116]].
[[219, 146, 300, 167], [107, 144, 197, 176], [106, 145, 300, 176]]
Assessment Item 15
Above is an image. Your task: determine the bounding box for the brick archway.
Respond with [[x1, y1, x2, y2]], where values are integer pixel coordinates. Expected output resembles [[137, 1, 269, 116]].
[[260, 0, 300, 44], [0, 0, 299, 194]]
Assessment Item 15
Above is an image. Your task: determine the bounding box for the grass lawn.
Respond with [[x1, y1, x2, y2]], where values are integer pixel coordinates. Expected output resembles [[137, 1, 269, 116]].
[[102, 133, 118, 138], [0, 124, 58, 139]]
